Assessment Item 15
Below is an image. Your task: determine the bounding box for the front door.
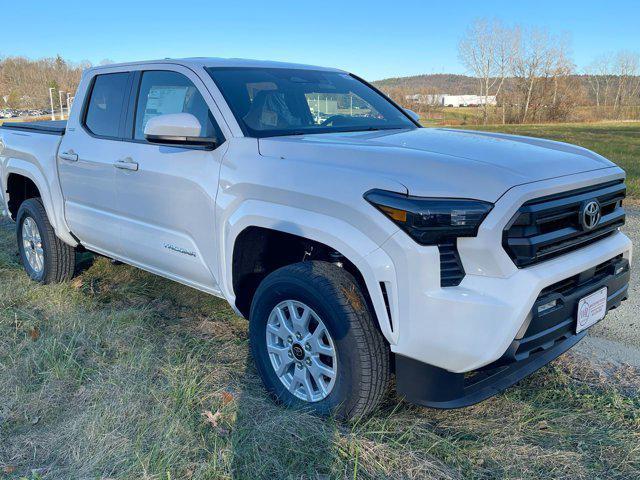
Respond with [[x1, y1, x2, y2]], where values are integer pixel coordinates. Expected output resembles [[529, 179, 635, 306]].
[[113, 68, 226, 292], [58, 71, 132, 256]]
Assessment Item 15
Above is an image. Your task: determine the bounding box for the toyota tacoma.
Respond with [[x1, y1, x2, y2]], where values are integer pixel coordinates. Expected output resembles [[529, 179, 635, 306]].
[[0, 58, 631, 419]]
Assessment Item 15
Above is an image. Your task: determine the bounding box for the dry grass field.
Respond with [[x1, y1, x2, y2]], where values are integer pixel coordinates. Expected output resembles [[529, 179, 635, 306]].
[[0, 116, 54, 126], [0, 237, 639, 478], [419, 106, 640, 128], [1, 122, 639, 479]]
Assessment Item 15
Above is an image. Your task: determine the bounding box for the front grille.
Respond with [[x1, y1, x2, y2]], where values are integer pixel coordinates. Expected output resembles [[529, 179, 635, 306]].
[[503, 181, 626, 267], [438, 241, 465, 287]]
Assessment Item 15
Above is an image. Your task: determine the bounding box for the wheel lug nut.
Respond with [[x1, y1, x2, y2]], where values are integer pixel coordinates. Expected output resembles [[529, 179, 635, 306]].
[[295, 333, 302, 340], [304, 343, 311, 351], [287, 336, 293, 344], [305, 358, 312, 366], [296, 362, 303, 369], [288, 351, 293, 358]]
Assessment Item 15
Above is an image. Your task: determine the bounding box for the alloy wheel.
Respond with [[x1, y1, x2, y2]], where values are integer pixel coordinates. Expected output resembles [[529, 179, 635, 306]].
[[21, 217, 44, 274], [265, 300, 338, 402]]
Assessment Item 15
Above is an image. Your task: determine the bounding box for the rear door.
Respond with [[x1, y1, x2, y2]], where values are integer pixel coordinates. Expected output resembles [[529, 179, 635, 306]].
[[57, 71, 133, 256], [112, 66, 227, 292]]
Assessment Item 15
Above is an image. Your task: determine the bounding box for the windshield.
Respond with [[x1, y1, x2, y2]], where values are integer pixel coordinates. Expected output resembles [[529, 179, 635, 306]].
[[206, 67, 417, 138]]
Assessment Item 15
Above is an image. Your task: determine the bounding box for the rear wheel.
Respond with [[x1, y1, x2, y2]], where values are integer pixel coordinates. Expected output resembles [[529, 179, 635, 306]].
[[16, 198, 76, 284], [249, 261, 390, 420]]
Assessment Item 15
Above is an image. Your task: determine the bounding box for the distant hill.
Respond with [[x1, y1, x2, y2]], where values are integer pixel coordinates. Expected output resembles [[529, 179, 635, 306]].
[[372, 73, 640, 103], [372, 74, 479, 95]]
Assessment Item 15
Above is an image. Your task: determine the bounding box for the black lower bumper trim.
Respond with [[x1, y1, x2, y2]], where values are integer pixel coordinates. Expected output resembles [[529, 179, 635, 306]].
[[396, 331, 586, 409], [396, 254, 630, 409]]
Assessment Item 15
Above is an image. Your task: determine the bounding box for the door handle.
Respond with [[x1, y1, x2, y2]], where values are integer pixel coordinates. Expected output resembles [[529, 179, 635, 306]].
[[59, 151, 78, 162], [114, 158, 139, 171]]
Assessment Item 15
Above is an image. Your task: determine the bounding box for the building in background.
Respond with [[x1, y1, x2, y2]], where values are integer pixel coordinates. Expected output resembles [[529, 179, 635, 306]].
[[406, 93, 497, 107]]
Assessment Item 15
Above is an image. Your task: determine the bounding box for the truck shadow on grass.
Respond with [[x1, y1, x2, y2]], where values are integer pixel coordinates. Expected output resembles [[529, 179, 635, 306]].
[[0, 218, 639, 479]]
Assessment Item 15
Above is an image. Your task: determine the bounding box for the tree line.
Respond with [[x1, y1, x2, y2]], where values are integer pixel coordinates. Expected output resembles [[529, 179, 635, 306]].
[[0, 55, 91, 110], [380, 19, 640, 125], [2, 37, 639, 125]]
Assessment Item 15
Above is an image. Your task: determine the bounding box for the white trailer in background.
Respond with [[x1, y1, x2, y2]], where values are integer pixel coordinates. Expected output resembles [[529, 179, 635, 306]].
[[442, 95, 497, 107], [405, 94, 498, 107]]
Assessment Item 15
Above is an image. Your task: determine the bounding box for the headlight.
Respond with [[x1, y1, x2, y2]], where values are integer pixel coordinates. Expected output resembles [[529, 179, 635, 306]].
[[364, 189, 493, 245]]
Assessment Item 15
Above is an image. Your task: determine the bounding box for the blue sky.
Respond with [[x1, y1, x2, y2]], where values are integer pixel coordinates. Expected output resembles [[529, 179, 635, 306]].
[[3, 0, 638, 80]]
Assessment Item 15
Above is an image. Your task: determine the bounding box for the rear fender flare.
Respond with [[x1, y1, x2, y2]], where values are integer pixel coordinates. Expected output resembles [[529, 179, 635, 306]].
[[3, 159, 77, 246]]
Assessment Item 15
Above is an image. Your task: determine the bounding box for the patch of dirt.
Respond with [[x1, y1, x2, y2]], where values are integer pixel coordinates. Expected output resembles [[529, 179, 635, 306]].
[[575, 206, 640, 366], [560, 351, 640, 397], [182, 316, 246, 341], [575, 336, 640, 368]]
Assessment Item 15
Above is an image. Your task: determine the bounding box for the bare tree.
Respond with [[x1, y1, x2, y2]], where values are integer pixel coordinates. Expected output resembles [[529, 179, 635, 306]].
[[584, 55, 613, 107], [0, 55, 86, 110], [458, 19, 517, 125], [509, 28, 574, 123], [511, 27, 544, 123], [547, 37, 575, 117], [493, 22, 518, 124], [612, 51, 640, 116], [459, 19, 497, 124]]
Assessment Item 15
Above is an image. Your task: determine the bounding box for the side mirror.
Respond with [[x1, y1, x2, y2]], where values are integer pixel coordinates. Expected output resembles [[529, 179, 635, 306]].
[[404, 109, 421, 123], [144, 113, 216, 148]]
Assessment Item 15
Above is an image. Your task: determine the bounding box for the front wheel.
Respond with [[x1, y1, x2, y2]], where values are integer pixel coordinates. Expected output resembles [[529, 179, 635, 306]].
[[16, 198, 77, 284], [249, 261, 390, 420]]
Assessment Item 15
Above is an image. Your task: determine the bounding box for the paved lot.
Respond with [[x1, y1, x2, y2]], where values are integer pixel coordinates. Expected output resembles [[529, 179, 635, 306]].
[[577, 205, 640, 366]]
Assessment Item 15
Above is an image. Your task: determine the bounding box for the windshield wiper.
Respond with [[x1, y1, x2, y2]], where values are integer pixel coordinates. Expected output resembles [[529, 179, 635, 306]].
[[334, 126, 404, 133], [265, 126, 409, 139]]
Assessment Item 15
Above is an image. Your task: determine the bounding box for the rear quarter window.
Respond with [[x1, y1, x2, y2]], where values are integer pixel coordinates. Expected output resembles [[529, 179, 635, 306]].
[[84, 73, 129, 138]]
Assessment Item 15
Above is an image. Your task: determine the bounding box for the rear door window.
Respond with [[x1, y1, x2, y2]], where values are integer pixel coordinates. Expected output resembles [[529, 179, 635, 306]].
[[84, 73, 130, 138]]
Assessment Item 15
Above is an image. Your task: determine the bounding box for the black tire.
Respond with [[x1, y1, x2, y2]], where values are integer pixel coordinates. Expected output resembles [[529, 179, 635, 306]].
[[249, 261, 390, 420], [16, 198, 76, 284]]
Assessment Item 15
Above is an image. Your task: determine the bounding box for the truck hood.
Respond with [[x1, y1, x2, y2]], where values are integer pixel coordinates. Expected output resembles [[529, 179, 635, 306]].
[[258, 128, 616, 202]]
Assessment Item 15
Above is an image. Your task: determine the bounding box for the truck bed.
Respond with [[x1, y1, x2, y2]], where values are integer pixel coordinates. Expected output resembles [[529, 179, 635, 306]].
[[0, 120, 67, 136]]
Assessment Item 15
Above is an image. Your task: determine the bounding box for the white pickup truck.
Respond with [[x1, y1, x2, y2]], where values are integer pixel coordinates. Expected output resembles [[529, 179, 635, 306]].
[[0, 58, 632, 419]]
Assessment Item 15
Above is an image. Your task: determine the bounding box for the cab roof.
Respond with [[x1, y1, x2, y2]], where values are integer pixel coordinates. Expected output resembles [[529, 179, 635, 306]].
[[87, 57, 345, 74]]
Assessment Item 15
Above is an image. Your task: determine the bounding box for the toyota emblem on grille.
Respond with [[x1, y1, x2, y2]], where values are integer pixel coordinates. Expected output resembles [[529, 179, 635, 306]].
[[581, 200, 601, 230]]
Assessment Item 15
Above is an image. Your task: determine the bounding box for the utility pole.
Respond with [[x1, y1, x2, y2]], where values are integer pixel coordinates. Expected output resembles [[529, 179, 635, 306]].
[[66, 93, 71, 116], [48, 88, 56, 120], [58, 91, 65, 120]]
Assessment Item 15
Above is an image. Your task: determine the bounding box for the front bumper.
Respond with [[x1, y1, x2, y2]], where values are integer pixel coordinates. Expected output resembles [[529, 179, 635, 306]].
[[384, 228, 632, 373], [396, 255, 630, 408], [373, 170, 633, 373]]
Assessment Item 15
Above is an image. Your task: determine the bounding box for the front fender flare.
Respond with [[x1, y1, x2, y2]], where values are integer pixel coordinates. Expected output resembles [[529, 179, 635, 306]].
[[221, 200, 400, 344]]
